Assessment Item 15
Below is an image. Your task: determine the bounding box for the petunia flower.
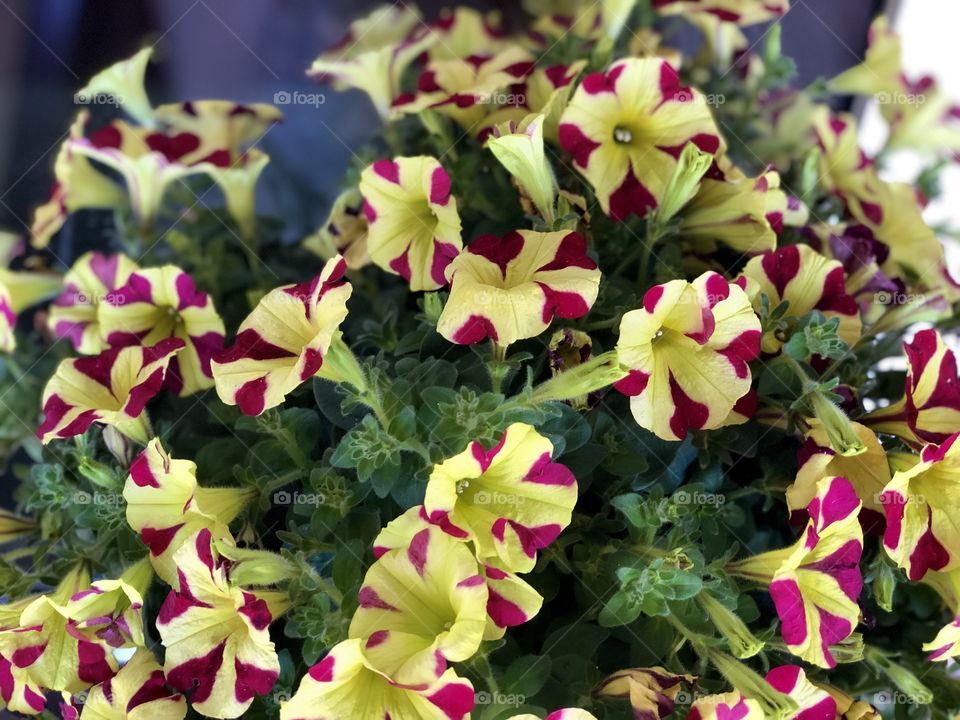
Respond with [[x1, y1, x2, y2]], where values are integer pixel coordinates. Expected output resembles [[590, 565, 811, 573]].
[[736, 244, 862, 355], [37, 338, 184, 444], [0, 267, 62, 353], [211, 255, 352, 416], [826, 16, 902, 97], [0, 509, 37, 546], [436, 230, 600, 347], [123, 438, 255, 586], [687, 692, 764, 720], [98, 265, 225, 397], [594, 666, 694, 719], [305, 188, 371, 271], [63, 557, 153, 649], [816, 685, 880, 720], [152, 100, 282, 167], [359, 156, 463, 291], [76, 47, 156, 126], [372, 507, 545, 641], [652, 0, 789, 25], [8, 565, 118, 695], [393, 47, 535, 130], [478, 61, 587, 142], [280, 638, 475, 720], [880, 432, 960, 581], [923, 616, 960, 661], [764, 665, 837, 719], [30, 113, 129, 248], [789, 420, 890, 529], [157, 529, 282, 718], [487, 114, 557, 224], [67, 648, 187, 720], [674, 170, 784, 255], [349, 524, 488, 687], [308, 4, 435, 118], [728, 476, 864, 668], [67, 122, 212, 233], [423, 422, 578, 573], [881, 74, 960, 157], [200, 149, 271, 241], [615, 271, 761, 441], [863, 329, 960, 446], [48, 251, 139, 355], [559, 58, 722, 221], [421, 7, 508, 61]]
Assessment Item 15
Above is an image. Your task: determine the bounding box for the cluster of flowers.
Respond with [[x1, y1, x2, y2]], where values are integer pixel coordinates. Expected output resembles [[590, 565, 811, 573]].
[[0, 0, 959, 718]]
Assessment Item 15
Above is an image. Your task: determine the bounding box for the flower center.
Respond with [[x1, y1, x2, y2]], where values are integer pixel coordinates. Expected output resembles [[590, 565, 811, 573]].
[[613, 125, 634, 145], [456, 479, 470, 495]]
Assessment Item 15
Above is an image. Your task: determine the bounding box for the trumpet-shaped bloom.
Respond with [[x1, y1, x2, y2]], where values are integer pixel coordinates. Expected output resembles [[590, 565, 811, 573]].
[[124, 439, 254, 585], [70, 648, 187, 720], [373, 507, 545, 641], [790, 421, 890, 528], [764, 665, 837, 719], [0, 268, 62, 353], [37, 338, 184, 444], [393, 47, 535, 130], [308, 5, 435, 118], [863, 330, 960, 446], [881, 433, 960, 581], [12, 578, 119, 695], [48, 252, 139, 355], [595, 667, 693, 719], [487, 115, 557, 223], [0, 509, 36, 546], [729, 476, 864, 668], [30, 113, 129, 248], [826, 16, 902, 96], [687, 693, 763, 720], [737, 245, 861, 354], [559, 58, 722, 221], [437, 230, 600, 347], [63, 559, 152, 649], [360, 156, 462, 291], [423, 7, 507, 61], [211, 256, 352, 416], [68, 122, 211, 232], [99, 265, 225, 396], [924, 616, 960, 661], [153, 100, 282, 167], [0, 633, 47, 715], [349, 524, 488, 687], [157, 530, 280, 718], [615, 272, 761, 441], [305, 188, 371, 271], [652, 0, 789, 25], [280, 638, 474, 720], [676, 171, 788, 255], [424, 422, 578, 573], [882, 75, 960, 156], [76, 47, 155, 126]]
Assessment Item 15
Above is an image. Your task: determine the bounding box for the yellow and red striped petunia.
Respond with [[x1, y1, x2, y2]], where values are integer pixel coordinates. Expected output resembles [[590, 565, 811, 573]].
[[615, 272, 761, 441]]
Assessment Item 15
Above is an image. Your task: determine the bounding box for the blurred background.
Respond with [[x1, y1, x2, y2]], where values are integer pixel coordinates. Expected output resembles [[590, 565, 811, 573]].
[[0, 0, 897, 255]]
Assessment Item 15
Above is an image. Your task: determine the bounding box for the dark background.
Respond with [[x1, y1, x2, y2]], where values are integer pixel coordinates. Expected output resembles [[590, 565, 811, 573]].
[[0, 0, 884, 261]]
